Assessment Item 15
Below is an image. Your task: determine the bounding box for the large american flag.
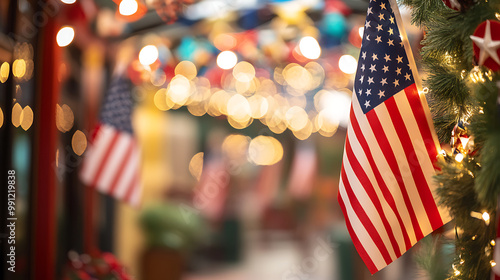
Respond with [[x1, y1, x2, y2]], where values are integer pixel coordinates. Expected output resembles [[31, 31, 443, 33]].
[[80, 77, 142, 207], [338, 0, 450, 273]]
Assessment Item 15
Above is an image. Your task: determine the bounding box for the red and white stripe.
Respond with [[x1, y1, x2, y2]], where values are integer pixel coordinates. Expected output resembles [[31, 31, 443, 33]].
[[80, 123, 142, 207], [338, 84, 451, 273]]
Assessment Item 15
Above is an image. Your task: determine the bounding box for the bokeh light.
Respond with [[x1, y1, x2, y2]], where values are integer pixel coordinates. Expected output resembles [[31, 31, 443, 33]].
[[217, 51, 238, 70], [72, 130, 87, 156], [222, 134, 251, 160], [298, 36, 321, 60], [56, 104, 74, 132], [154, 88, 171, 111], [227, 94, 251, 123], [175, 61, 198, 80], [248, 136, 283, 166], [233, 61, 255, 83], [189, 152, 204, 181], [119, 0, 138, 16], [167, 75, 192, 105], [12, 59, 26, 78], [56, 26, 75, 47], [315, 89, 351, 128], [248, 95, 268, 119], [213, 34, 237, 51], [285, 106, 308, 131], [20, 106, 33, 131], [283, 64, 313, 93], [338, 54, 357, 75], [12, 103, 22, 128], [0, 62, 9, 83], [139, 45, 159, 66]]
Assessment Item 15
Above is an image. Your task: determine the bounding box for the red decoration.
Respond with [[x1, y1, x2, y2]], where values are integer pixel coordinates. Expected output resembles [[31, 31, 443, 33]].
[[471, 20, 500, 71], [442, 0, 476, 11], [442, 0, 462, 11], [325, 0, 351, 16]]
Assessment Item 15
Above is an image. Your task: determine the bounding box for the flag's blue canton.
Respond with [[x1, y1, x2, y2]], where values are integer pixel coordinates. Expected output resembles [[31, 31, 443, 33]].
[[355, 0, 415, 114], [100, 77, 134, 134]]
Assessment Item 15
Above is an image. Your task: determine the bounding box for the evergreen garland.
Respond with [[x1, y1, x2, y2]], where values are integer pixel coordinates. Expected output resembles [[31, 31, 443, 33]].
[[398, 0, 500, 278]]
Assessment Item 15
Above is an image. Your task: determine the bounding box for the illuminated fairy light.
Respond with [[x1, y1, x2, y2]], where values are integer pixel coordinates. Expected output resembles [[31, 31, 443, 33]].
[[56, 26, 75, 47], [470, 211, 491, 226], [298, 36, 321, 60], [60, 0, 76, 4], [492, 260, 497, 267], [491, 240, 496, 246], [455, 153, 464, 162], [139, 45, 159, 66], [419, 87, 429, 95], [439, 149, 447, 156], [452, 264, 460, 276], [483, 212, 490, 225], [119, 0, 138, 16], [338, 54, 357, 74], [217, 51, 238, 70]]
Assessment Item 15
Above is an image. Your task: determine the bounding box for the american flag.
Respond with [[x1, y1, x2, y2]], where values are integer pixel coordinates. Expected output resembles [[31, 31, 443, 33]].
[[80, 77, 142, 207], [338, 0, 450, 273]]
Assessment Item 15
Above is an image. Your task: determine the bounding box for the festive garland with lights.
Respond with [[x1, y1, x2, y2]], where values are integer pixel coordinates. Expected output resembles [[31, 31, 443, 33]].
[[400, 0, 500, 278]]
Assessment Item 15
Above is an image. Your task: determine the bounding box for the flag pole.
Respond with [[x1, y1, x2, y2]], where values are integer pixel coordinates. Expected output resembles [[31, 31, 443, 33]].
[[389, 0, 443, 157]]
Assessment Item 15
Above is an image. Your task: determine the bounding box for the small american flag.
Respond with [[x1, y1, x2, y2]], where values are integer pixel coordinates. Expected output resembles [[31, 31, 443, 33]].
[[338, 0, 450, 273], [80, 77, 142, 207]]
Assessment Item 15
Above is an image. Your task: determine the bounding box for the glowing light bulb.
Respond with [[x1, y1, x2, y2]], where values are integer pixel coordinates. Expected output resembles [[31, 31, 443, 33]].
[[339, 55, 357, 75], [298, 36, 321, 60], [60, 0, 76, 4], [139, 45, 159, 66], [119, 0, 138, 16], [56, 26, 75, 47], [455, 153, 464, 162], [483, 212, 490, 224], [217, 51, 238, 70]]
